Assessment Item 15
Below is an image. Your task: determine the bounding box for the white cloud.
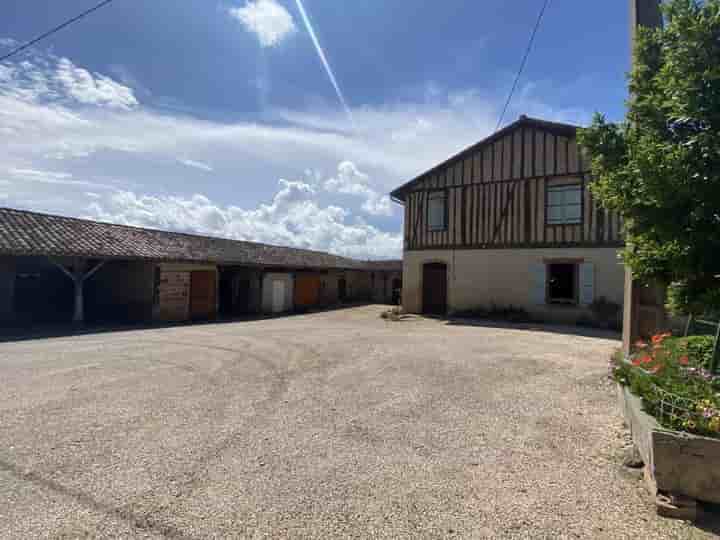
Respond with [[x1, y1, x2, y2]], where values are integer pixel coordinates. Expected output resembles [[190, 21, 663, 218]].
[[228, 0, 296, 48], [179, 159, 214, 172], [323, 161, 391, 216], [0, 46, 593, 260], [0, 53, 138, 109], [8, 168, 117, 189], [87, 180, 402, 259]]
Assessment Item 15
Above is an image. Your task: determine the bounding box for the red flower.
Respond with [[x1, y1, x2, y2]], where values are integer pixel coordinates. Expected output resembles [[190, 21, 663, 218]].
[[632, 358, 642, 366], [640, 355, 654, 365], [679, 356, 690, 366], [651, 332, 672, 345]]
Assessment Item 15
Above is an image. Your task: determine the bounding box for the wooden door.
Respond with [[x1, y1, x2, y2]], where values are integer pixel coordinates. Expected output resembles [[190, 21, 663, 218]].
[[422, 263, 447, 315], [294, 274, 320, 308], [190, 270, 217, 320], [338, 278, 347, 302]]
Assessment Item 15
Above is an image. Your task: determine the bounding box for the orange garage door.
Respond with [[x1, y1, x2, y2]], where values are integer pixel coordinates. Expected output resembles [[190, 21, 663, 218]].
[[294, 274, 321, 309], [190, 270, 217, 320]]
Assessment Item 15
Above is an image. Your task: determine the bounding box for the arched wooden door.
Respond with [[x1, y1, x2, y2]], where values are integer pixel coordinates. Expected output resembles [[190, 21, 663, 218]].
[[422, 263, 447, 315]]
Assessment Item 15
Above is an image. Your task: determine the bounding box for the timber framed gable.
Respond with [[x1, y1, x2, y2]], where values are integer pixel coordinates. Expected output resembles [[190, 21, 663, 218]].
[[391, 115, 623, 252]]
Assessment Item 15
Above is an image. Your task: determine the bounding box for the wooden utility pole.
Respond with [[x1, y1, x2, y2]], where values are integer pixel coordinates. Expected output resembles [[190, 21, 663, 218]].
[[622, 0, 663, 356]]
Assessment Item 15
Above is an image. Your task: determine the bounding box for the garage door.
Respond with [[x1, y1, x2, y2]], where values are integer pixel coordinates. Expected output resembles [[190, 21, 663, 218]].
[[190, 270, 217, 320], [422, 263, 447, 315], [294, 274, 321, 308]]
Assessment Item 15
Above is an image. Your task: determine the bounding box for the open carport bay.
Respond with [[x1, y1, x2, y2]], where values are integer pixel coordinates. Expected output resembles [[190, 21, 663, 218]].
[[0, 306, 714, 539]]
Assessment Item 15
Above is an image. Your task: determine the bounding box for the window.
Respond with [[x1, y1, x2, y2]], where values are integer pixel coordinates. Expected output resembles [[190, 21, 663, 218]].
[[427, 190, 447, 231], [547, 263, 577, 304], [547, 184, 582, 225]]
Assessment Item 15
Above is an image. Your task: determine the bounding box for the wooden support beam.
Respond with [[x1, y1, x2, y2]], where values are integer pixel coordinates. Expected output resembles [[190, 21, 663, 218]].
[[49, 258, 106, 324]]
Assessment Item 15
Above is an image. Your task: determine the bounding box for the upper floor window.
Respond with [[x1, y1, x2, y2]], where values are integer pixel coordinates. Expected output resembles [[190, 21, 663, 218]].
[[547, 184, 582, 225], [428, 190, 447, 231]]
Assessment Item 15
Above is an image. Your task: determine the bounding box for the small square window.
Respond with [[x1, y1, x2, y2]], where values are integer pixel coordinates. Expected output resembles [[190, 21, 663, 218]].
[[547, 184, 582, 225], [547, 263, 577, 304], [428, 191, 447, 231]]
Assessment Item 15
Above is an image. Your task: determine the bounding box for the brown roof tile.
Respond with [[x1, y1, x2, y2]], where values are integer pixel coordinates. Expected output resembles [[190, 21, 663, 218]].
[[0, 207, 400, 271]]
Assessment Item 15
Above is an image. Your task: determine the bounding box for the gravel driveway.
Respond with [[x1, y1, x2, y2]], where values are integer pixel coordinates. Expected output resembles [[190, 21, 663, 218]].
[[0, 305, 716, 539]]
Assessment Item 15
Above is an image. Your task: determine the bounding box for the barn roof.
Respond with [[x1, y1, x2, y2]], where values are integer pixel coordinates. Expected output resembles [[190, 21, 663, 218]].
[[0, 207, 400, 271], [389, 115, 580, 202]]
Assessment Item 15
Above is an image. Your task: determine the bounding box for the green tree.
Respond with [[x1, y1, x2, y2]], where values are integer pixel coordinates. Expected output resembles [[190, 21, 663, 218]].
[[578, 0, 720, 316]]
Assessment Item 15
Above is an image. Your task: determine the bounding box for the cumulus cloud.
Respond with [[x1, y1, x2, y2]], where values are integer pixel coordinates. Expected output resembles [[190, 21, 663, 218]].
[[228, 0, 296, 48], [323, 161, 391, 216], [87, 180, 402, 259], [0, 52, 138, 109]]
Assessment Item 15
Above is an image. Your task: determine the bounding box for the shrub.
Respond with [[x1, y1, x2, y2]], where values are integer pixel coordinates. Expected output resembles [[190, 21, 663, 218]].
[[612, 332, 720, 438]]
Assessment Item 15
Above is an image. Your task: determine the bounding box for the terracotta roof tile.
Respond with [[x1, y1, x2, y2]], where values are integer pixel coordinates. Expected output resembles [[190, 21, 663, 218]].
[[0, 207, 400, 271]]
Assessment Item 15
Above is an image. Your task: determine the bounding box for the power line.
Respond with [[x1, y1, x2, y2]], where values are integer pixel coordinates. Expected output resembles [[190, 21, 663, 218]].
[[0, 0, 115, 63], [495, 0, 550, 131]]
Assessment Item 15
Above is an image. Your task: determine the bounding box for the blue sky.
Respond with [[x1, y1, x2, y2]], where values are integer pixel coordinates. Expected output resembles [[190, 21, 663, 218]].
[[0, 0, 632, 258]]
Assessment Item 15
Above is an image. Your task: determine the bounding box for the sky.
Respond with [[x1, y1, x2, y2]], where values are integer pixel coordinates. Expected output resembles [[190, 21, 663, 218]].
[[0, 0, 633, 259]]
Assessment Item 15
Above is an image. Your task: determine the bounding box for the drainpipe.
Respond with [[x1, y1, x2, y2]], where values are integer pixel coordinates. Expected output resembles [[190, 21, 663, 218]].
[[50, 257, 106, 324], [622, 0, 663, 356]]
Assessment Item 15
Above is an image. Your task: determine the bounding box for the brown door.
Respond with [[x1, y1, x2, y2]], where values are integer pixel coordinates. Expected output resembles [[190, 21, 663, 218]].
[[294, 274, 321, 308], [422, 263, 447, 315], [190, 270, 217, 320]]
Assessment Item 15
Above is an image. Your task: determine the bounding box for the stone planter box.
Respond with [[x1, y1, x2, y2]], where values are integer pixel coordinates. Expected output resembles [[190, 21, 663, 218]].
[[618, 384, 720, 506]]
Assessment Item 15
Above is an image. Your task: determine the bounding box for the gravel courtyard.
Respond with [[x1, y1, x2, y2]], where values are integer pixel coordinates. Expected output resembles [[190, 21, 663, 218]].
[[0, 305, 715, 539]]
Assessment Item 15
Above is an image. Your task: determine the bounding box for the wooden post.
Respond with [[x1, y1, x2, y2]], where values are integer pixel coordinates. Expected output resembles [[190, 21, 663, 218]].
[[50, 258, 106, 324], [622, 0, 663, 357]]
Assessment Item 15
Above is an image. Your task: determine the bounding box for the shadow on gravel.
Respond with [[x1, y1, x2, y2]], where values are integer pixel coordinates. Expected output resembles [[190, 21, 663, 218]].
[[445, 317, 621, 340], [696, 503, 720, 535], [0, 302, 376, 344]]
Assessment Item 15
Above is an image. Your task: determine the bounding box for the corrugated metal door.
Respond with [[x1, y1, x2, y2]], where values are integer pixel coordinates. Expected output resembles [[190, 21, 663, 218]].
[[190, 270, 217, 320], [294, 274, 321, 308]]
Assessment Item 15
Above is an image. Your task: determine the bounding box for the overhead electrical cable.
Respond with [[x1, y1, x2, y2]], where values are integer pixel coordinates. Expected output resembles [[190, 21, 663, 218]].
[[0, 0, 115, 63], [495, 0, 550, 131]]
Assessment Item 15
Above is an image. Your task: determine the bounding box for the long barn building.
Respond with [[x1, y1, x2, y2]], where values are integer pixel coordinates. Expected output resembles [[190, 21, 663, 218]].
[[0, 208, 401, 327], [390, 115, 625, 324]]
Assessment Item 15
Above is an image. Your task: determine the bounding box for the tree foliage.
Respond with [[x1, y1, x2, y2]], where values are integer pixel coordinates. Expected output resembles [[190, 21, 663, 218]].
[[578, 0, 720, 315]]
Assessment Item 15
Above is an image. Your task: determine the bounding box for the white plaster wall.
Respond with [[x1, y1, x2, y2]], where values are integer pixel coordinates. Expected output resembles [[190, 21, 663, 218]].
[[403, 247, 624, 323]]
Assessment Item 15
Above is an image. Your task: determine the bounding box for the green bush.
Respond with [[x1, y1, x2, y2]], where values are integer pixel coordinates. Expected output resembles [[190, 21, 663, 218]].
[[612, 333, 720, 437]]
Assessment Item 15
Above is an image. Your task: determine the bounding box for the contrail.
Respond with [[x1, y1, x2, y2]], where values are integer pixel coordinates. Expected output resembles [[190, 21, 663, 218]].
[[294, 0, 356, 129]]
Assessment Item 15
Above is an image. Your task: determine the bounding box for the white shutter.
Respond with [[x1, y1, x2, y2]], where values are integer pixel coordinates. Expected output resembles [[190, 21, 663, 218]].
[[531, 263, 547, 305], [579, 263, 595, 305]]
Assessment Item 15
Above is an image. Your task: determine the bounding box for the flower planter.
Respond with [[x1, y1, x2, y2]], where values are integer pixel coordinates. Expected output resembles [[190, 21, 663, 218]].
[[618, 384, 720, 507]]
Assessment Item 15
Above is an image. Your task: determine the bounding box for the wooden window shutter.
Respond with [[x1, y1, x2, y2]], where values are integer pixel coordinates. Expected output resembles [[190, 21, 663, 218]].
[[531, 263, 547, 305], [579, 263, 595, 305]]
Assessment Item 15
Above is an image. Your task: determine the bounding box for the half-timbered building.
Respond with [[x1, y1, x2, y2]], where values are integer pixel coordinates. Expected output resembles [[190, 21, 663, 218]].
[[390, 115, 625, 323]]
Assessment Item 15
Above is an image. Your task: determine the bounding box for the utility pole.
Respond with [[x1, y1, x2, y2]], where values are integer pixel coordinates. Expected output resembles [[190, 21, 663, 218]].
[[622, 0, 663, 356]]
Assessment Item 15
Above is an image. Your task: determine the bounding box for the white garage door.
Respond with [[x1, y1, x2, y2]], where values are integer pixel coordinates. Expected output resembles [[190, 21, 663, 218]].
[[272, 280, 286, 313]]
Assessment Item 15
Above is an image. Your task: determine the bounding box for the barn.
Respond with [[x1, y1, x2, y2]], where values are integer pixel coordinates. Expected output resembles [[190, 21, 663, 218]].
[[0, 208, 402, 327]]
